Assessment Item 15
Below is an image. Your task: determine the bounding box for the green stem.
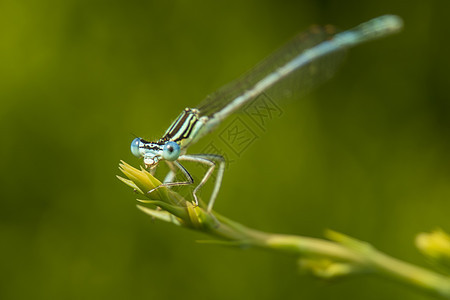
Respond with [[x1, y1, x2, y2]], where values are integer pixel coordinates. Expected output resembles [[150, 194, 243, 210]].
[[365, 246, 450, 297], [119, 161, 450, 299]]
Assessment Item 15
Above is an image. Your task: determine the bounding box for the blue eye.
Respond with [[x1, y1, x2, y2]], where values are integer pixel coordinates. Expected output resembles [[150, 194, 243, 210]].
[[130, 138, 142, 157], [162, 141, 180, 161]]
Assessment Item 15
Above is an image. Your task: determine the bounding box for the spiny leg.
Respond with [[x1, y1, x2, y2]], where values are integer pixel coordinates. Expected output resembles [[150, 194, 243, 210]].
[[146, 160, 194, 198], [196, 154, 225, 212], [163, 161, 178, 184], [178, 154, 225, 212]]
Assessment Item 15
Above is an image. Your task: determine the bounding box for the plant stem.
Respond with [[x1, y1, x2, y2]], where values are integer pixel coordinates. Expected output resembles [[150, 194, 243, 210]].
[[119, 161, 450, 299]]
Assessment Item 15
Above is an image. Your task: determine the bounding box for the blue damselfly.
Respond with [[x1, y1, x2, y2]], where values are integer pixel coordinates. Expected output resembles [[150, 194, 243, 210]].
[[131, 15, 403, 211]]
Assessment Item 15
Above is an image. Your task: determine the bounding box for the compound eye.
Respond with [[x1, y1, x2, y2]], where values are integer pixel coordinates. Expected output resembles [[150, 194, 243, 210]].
[[162, 141, 180, 161], [130, 138, 142, 157]]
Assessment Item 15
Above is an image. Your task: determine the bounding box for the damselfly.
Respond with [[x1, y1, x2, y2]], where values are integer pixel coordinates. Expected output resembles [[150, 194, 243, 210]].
[[131, 15, 403, 212]]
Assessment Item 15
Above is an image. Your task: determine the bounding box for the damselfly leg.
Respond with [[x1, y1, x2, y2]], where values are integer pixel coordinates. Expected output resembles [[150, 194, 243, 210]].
[[147, 154, 225, 212]]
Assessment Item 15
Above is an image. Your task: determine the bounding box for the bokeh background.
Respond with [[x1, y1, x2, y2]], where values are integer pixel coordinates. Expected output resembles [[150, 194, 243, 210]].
[[1, 0, 449, 299]]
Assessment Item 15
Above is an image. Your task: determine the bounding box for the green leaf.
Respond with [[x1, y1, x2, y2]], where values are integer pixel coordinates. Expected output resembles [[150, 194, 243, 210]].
[[137, 205, 182, 226]]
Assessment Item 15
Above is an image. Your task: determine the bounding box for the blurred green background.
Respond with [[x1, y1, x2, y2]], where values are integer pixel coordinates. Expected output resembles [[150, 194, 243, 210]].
[[1, 0, 449, 299]]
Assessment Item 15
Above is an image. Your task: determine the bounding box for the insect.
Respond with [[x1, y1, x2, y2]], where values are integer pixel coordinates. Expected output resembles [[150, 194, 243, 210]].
[[131, 15, 403, 212]]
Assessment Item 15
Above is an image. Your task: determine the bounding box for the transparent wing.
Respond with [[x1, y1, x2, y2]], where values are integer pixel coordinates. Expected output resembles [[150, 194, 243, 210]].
[[196, 25, 346, 117], [196, 15, 402, 120]]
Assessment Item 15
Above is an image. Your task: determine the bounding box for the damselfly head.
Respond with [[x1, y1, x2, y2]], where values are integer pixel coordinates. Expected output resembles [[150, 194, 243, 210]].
[[131, 138, 181, 167], [161, 141, 180, 161], [143, 154, 159, 166], [130, 137, 143, 157], [131, 137, 163, 166]]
